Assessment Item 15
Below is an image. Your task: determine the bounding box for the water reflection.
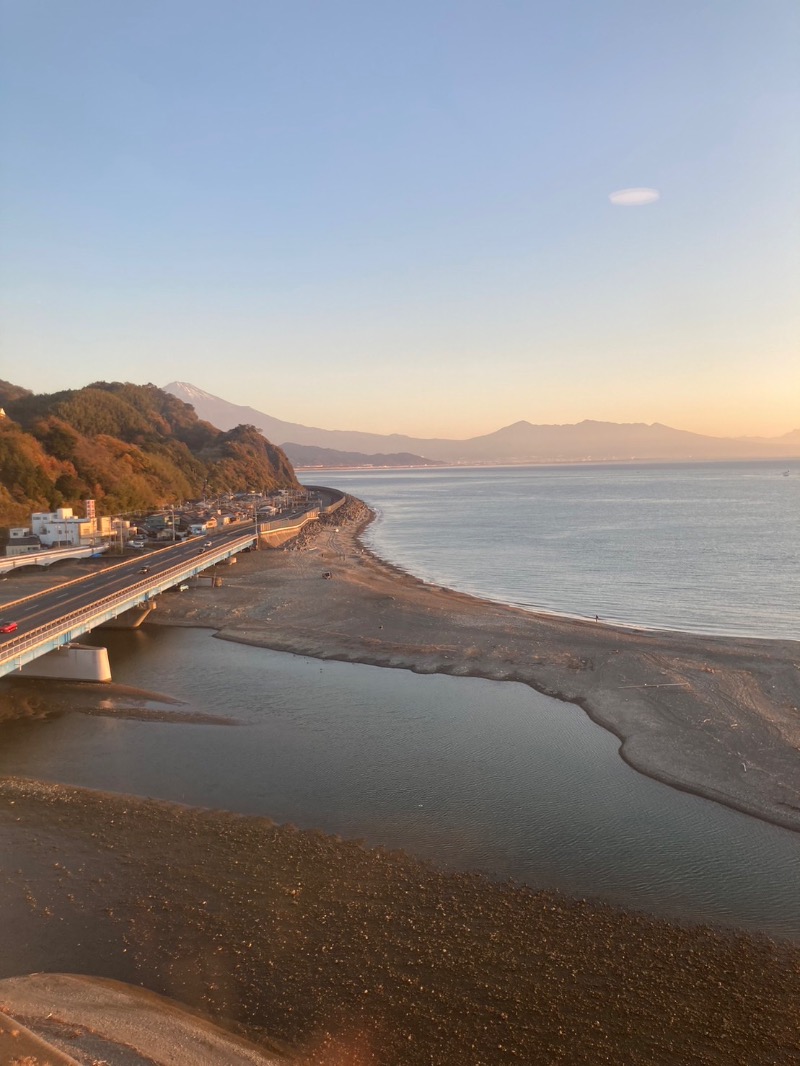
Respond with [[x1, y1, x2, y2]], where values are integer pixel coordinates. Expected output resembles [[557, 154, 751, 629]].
[[1, 625, 798, 940]]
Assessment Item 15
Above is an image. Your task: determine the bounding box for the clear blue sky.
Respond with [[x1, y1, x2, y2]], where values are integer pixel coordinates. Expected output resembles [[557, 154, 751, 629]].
[[2, 1, 798, 438]]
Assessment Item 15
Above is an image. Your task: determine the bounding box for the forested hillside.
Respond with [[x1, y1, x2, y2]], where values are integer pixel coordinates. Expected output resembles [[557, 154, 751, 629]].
[[0, 380, 298, 526]]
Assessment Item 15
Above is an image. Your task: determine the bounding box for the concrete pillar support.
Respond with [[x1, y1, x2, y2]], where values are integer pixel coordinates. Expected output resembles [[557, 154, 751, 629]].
[[18, 644, 112, 682], [99, 602, 156, 629]]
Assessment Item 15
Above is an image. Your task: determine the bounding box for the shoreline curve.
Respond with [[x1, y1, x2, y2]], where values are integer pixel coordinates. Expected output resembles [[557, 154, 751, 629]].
[[142, 494, 800, 837]]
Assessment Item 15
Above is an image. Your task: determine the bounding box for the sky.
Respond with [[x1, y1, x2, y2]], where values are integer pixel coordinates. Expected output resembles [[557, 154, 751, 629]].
[[1, 1, 798, 440]]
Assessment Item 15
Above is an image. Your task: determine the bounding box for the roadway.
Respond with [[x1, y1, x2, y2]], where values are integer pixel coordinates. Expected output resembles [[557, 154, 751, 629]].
[[0, 526, 257, 670]]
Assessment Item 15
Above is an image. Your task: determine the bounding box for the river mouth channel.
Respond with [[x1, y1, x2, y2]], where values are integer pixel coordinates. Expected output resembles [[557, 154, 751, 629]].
[[1, 625, 799, 941]]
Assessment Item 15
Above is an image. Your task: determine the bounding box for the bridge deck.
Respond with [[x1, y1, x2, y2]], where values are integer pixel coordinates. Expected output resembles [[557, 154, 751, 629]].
[[0, 532, 255, 678]]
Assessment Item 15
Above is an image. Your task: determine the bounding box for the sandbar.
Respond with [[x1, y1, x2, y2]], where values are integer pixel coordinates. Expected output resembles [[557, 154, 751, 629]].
[[146, 496, 800, 834]]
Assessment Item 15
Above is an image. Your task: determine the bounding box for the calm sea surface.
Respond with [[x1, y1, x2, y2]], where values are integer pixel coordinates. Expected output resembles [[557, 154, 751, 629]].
[[302, 460, 800, 640], [2, 461, 798, 942]]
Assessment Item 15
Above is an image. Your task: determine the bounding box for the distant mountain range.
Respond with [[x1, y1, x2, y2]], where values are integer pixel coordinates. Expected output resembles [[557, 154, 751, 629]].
[[165, 382, 800, 465]]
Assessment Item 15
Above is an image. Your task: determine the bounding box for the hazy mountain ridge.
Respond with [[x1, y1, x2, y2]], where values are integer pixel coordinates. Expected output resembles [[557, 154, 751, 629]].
[[165, 382, 799, 463], [282, 443, 445, 469], [737, 429, 800, 444]]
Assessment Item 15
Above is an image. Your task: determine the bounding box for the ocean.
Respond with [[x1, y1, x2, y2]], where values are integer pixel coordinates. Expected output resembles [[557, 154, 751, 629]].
[[302, 460, 800, 641]]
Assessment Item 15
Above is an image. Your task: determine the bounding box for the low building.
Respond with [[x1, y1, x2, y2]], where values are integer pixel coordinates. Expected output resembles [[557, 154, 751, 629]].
[[5, 528, 42, 557]]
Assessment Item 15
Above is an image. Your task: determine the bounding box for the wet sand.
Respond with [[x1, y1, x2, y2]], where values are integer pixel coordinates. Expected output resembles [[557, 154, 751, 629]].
[[0, 676, 240, 726], [146, 497, 800, 835]]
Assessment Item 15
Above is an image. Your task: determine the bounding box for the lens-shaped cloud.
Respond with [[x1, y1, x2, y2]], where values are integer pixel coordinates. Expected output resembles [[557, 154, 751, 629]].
[[609, 187, 660, 206]]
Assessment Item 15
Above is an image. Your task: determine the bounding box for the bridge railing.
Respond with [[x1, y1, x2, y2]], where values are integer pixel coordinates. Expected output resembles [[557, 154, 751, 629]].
[[0, 544, 111, 576], [0, 544, 162, 614], [0, 533, 254, 673]]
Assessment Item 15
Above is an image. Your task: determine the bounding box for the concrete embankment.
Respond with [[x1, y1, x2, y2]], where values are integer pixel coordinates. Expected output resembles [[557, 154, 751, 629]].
[[257, 487, 345, 547]]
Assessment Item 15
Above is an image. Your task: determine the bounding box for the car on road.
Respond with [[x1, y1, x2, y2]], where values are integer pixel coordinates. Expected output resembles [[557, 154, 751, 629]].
[[0, 620, 18, 634], [204, 540, 213, 547], [198, 548, 205, 554], [138, 566, 150, 574]]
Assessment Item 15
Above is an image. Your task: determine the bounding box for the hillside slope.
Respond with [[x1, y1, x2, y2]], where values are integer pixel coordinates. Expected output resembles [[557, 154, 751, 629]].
[[0, 380, 298, 527]]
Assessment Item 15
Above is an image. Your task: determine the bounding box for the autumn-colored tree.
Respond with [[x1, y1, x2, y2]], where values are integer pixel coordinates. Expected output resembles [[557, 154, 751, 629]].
[[0, 382, 298, 529]]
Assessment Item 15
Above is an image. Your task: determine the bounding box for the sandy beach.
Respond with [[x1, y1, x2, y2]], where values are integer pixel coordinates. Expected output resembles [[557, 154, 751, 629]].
[[1, 496, 799, 1062], [146, 496, 800, 835]]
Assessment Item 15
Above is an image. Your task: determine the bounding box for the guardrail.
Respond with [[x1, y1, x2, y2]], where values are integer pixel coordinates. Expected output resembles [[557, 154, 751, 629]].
[[0, 533, 255, 676], [0, 544, 172, 614], [0, 526, 263, 613]]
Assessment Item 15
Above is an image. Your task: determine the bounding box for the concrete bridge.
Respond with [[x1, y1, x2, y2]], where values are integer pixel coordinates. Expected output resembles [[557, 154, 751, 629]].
[[0, 489, 346, 682], [0, 543, 111, 575], [0, 530, 256, 681]]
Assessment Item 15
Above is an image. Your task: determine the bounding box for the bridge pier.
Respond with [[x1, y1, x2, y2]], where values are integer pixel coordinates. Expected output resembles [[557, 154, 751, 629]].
[[0, 529, 259, 681], [99, 602, 156, 629], [17, 644, 112, 682]]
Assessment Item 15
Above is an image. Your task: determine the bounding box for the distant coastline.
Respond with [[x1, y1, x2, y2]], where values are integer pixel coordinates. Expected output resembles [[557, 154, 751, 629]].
[[295, 455, 800, 472]]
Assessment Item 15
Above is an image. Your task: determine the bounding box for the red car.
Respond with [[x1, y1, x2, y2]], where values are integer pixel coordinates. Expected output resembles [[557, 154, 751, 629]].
[[0, 620, 18, 634]]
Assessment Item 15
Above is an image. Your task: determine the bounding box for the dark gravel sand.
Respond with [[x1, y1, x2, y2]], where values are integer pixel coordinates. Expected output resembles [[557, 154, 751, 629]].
[[1, 778, 798, 1065]]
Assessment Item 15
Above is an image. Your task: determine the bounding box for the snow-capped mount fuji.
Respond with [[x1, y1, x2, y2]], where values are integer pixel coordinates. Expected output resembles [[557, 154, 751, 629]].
[[164, 381, 452, 457], [165, 381, 340, 448]]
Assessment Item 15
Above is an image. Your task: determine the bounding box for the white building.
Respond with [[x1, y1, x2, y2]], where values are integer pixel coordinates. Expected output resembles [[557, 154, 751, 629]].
[[30, 507, 113, 547]]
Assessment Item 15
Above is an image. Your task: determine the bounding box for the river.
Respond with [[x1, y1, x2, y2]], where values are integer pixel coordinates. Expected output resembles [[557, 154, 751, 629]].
[[1, 625, 798, 941]]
